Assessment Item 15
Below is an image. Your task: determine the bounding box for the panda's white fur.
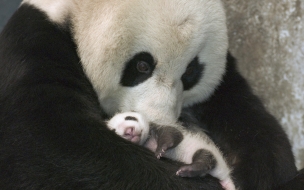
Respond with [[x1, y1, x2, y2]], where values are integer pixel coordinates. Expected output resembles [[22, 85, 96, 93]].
[[23, 0, 227, 124], [72, 0, 228, 124]]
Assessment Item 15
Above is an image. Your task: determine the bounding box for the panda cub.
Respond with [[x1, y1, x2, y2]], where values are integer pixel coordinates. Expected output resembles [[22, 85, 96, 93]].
[[107, 112, 236, 190]]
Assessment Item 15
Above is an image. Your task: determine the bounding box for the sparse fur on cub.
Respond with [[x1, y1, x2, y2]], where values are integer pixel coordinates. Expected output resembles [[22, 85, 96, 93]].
[[107, 112, 236, 190]]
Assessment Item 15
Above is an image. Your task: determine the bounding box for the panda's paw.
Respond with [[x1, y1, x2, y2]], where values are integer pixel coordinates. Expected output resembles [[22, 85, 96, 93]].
[[156, 149, 166, 159], [107, 112, 149, 145], [176, 164, 208, 178]]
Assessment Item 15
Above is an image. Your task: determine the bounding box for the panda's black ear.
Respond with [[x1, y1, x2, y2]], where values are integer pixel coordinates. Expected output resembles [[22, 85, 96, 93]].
[[181, 57, 204, 91], [120, 52, 156, 87]]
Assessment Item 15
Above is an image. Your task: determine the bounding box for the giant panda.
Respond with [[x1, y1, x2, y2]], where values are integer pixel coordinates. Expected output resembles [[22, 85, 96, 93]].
[[0, 0, 298, 189]]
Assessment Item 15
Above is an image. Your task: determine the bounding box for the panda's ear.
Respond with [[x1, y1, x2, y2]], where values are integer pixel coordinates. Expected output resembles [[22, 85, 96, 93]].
[[181, 57, 204, 91], [120, 52, 156, 87], [125, 116, 138, 122]]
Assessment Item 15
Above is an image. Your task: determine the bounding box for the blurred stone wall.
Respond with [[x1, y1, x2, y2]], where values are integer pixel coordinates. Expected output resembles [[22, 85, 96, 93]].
[[0, 0, 21, 31], [223, 0, 304, 169]]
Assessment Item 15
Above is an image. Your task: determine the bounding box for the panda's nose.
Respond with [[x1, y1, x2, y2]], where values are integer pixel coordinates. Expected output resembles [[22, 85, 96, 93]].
[[139, 81, 183, 125]]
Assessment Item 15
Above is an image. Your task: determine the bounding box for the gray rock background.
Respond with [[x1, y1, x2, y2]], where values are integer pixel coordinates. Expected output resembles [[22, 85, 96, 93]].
[[224, 0, 304, 169], [1, 0, 303, 169], [0, 0, 21, 31]]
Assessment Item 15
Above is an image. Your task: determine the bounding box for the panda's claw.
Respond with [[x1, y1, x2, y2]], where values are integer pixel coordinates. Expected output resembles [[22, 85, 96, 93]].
[[156, 149, 166, 159]]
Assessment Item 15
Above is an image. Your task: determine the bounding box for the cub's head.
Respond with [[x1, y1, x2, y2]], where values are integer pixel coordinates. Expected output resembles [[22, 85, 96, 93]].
[[24, 0, 228, 124]]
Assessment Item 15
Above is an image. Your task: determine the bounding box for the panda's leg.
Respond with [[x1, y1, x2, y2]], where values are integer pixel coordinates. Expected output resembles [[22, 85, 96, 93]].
[[176, 149, 216, 178], [151, 125, 183, 159]]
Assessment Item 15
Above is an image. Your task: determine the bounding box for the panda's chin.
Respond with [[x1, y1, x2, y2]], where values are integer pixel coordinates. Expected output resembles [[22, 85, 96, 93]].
[[100, 97, 120, 116]]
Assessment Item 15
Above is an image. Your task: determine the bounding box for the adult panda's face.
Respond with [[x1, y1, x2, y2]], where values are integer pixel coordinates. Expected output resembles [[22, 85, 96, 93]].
[[24, 0, 228, 124]]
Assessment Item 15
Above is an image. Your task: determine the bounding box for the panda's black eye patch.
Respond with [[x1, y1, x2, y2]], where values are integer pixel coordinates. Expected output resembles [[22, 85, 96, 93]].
[[120, 52, 156, 87], [181, 57, 204, 91]]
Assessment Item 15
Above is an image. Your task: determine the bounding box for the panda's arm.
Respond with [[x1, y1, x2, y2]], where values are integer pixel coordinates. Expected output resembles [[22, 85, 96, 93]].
[[0, 4, 223, 190]]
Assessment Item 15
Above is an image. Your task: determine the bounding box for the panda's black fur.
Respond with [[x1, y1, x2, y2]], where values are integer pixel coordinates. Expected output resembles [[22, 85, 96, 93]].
[[0, 3, 301, 190]]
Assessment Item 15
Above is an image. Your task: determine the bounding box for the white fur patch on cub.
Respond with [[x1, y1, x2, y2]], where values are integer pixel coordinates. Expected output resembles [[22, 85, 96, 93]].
[[109, 112, 236, 190]]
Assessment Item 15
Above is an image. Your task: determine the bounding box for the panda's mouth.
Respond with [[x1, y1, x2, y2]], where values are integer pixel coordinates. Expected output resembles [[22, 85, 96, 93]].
[[100, 96, 121, 116], [122, 128, 142, 144], [130, 136, 141, 144]]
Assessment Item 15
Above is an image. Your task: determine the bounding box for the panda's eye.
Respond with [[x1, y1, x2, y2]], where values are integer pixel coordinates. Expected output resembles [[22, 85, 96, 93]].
[[184, 64, 194, 76], [120, 52, 156, 87], [137, 61, 151, 73], [181, 57, 204, 91]]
